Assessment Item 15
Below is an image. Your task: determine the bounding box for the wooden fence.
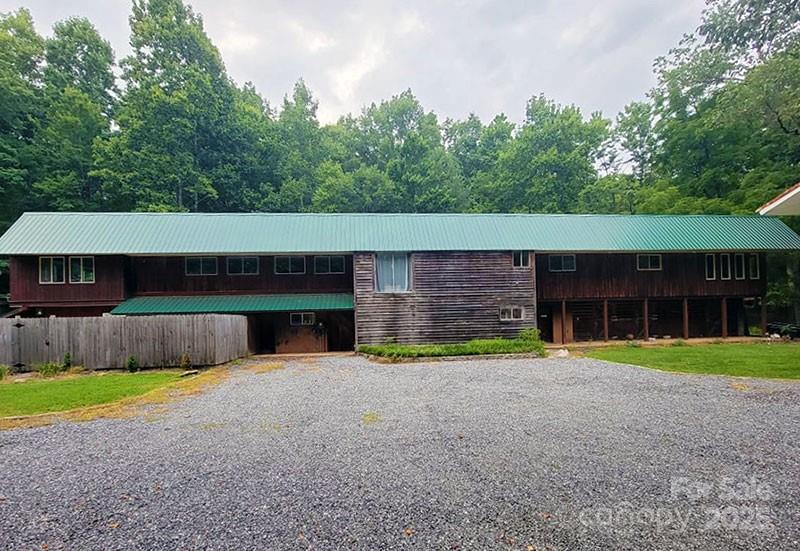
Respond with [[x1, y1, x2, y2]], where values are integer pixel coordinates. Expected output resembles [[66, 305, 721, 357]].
[[0, 314, 248, 371]]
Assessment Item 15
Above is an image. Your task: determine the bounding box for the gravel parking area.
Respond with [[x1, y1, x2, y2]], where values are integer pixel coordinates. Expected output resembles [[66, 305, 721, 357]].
[[1, 356, 798, 550]]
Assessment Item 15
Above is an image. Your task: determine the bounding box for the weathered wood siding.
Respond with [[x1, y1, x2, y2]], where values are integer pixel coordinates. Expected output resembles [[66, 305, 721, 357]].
[[0, 314, 248, 371], [9, 255, 127, 306], [536, 253, 766, 300], [354, 252, 536, 345], [131, 255, 353, 295]]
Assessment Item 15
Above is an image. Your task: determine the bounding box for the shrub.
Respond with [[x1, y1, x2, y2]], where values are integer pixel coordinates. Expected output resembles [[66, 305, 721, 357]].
[[63, 352, 72, 369], [35, 361, 68, 377], [358, 330, 545, 359], [126, 355, 140, 373], [0, 364, 10, 381], [671, 339, 687, 347], [626, 340, 642, 348], [749, 325, 764, 337], [179, 353, 192, 370], [518, 327, 542, 342]]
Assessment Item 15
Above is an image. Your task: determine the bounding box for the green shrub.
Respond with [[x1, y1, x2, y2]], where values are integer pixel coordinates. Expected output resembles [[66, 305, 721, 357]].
[[179, 353, 192, 370], [35, 361, 68, 377], [518, 327, 542, 342], [749, 326, 764, 337], [626, 340, 642, 348], [671, 338, 687, 347], [0, 365, 10, 381], [63, 352, 72, 369], [126, 355, 140, 373], [358, 330, 545, 359]]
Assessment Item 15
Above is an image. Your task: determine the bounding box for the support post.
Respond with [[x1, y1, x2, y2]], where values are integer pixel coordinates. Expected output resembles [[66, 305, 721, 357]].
[[561, 300, 567, 345], [760, 298, 768, 336], [682, 298, 689, 340], [603, 300, 609, 341], [643, 298, 649, 340], [721, 297, 728, 338]]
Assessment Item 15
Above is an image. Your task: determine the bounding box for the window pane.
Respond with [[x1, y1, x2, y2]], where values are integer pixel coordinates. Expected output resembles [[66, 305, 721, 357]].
[[228, 257, 242, 274], [201, 257, 216, 275], [187, 258, 202, 275], [83, 258, 94, 282], [70, 258, 81, 282], [52, 258, 65, 283], [734, 254, 745, 279], [548, 256, 562, 271], [302, 313, 315, 325], [563, 255, 576, 271], [705, 254, 715, 280], [376, 253, 409, 292], [40, 258, 51, 283], [275, 257, 289, 273], [243, 257, 258, 274], [720, 254, 731, 279], [290, 313, 302, 325], [512, 307, 523, 320], [749, 254, 759, 279], [290, 256, 305, 273], [314, 256, 329, 274], [330, 256, 345, 273], [637, 255, 647, 270], [500, 307, 511, 320], [652, 255, 661, 270]]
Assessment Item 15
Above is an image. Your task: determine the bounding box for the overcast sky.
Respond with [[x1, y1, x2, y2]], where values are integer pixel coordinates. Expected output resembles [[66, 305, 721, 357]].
[[3, 0, 706, 124]]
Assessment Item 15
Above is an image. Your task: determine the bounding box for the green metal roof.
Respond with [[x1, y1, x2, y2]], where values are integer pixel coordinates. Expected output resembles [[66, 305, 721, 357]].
[[111, 293, 354, 315], [1, 212, 799, 254]]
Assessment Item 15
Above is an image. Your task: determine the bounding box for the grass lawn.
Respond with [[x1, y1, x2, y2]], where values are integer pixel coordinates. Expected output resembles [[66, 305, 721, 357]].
[[0, 371, 183, 417], [587, 342, 800, 379]]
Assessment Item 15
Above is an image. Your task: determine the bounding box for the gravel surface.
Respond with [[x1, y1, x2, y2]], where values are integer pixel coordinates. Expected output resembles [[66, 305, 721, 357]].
[[1, 356, 799, 550]]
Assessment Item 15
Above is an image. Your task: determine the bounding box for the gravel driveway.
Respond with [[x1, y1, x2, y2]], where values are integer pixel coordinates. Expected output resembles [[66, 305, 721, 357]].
[[1, 356, 798, 550]]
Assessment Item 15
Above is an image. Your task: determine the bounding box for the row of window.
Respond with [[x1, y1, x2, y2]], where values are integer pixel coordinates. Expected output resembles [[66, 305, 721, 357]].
[[39, 256, 94, 285], [184, 255, 346, 277], [705, 253, 759, 281]]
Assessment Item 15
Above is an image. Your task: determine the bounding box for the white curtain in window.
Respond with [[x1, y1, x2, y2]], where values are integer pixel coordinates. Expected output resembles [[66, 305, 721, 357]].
[[376, 253, 409, 292]]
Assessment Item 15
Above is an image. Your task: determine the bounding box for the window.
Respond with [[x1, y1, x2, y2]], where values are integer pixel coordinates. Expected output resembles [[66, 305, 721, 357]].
[[720, 253, 731, 280], [705, 254, 716, 280], [499, 306, 524, 321], [314, 255, 345, 274], [69, 256, 95, 284], [289, 312, 315, 326], [227, 256, 259, 275], [548, 254, 576, 272], [734, 253, 745, 280], [275, 256, 306, 274], [637, 254, 662, 271], [512, 251, 530, 268], [749, 253, 760, 280], [39, 257, 65, 284], [375, 253, 410, 292], [186, 257, 218, 276]]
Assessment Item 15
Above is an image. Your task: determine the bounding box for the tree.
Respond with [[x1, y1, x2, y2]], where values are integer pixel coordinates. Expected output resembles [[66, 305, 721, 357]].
[[614, 101, 658, 184]]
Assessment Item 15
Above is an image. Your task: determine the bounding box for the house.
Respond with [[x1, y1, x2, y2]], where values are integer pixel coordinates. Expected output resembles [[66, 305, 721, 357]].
[[758, 182, 800, 215], [0, 212, 799, 352]]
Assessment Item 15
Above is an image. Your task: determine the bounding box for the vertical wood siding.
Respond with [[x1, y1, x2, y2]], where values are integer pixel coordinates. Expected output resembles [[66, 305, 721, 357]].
[[354, 252, 536, 345], [10, 255, 127, 305]]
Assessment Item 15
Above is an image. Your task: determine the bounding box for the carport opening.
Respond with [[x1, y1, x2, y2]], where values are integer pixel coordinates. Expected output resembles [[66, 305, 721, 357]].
[[247, 311, 355, 354]]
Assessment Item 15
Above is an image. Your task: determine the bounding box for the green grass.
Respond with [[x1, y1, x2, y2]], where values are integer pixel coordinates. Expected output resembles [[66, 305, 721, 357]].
[[0, 371, 182, 417], [358, 332, 546, 359], [587, 342, 800, 379]]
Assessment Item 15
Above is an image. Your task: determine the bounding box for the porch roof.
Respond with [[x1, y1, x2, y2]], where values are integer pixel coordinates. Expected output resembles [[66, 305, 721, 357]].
[[110, 293, 354, 315]]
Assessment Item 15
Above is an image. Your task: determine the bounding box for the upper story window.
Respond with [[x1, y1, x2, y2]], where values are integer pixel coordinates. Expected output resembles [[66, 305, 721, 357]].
[[720, 253, 732, 280], [314, 255, 345, 274], [636, 254, 662, 271], [69, 256, 95, 284], [749, 253, 760, 280], [512, 251, 530, 268], [275, 256, 306, 275], [186, 257, 217, 276], [375, 253, 410, 293], [548, 254, 576, 272], [39, 256, 65, 284], [705, 254, 716, 280], [734, 253, 746, 280], [227, 256, 259, 276]]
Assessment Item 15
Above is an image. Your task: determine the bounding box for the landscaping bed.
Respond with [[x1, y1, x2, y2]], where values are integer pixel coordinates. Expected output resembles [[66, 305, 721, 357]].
[[357, 329, 546, 360]]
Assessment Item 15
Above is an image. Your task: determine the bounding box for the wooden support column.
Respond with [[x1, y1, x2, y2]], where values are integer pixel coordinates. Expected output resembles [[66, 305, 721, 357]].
[[721, 297, 728, 338], [561, 300, 567, 344], [682, 298, 689, 340], [603, 300, 609, 341], [760, 298, 768, 336], [643, 298, 649, 340]]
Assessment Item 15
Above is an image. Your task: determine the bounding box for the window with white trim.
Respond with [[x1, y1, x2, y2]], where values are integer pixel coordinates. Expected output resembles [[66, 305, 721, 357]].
[[186, 257, 217, 276], [512, 251, 530, 268], [227, 256, 259, 275], [548, 254, 576, 272], [499, 306, 524, 321], [314, 255, 345, 274], [749, 253, 760, 280], [69, 256, 95, 283], [375, 253, 410, 292], [289, 312, 315, 326], [734, 253, 745, 280], [39, 256, 65, 284], [275, 256, 306, 274], [705, 254, 716, 280], [636, 254, 662, 271], [720, 253, 731, 280]]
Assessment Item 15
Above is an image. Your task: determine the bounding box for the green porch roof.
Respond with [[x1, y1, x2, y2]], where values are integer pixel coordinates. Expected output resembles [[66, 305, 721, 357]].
[[111, 293, 354, 315], [1, 212, 800, 254]]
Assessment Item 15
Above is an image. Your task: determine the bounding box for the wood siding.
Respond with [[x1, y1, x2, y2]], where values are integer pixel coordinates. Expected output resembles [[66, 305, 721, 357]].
[[536, 253, 766, 301], [354, 252, 536, 345], [9, 255, 127, 307], [131, 255, 353, 295]]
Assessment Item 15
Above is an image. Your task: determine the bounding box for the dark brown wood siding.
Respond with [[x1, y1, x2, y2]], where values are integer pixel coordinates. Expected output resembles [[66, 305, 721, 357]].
[[354, 252, 536, 345], [131, 255, 353, 295], [9, 255, 127, 307], [536, 253, 766, 300]]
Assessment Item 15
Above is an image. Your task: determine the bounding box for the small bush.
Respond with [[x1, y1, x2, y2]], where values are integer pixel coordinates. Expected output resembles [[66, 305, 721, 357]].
[[63, 352, 72, 369], [179, 353, 192, 370], [35, 361, 68, 377], [749, 325, 764, 337], [0, 365, 10, 381], [518, 327, 542, 342], [126, 355, 140, 373], [626, 340, 642, 348], [671, 339, 687, 347]]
